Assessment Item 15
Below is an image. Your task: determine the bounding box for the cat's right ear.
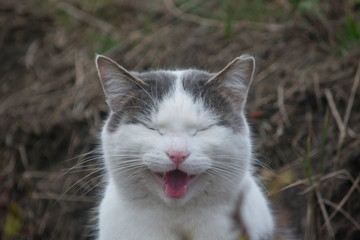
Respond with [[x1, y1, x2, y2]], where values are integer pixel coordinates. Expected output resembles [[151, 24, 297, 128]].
[[95, 55, 147, 111], [205, 55, 255, 111]]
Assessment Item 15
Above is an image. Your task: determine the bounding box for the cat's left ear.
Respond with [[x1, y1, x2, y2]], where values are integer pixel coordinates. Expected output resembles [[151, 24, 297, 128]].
[[206, 55, 255, 109], [95, 54, 147, 111]]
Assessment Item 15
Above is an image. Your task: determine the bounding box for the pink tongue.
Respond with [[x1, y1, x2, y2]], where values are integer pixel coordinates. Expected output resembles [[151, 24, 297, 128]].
[[164, 170, 189, 198]]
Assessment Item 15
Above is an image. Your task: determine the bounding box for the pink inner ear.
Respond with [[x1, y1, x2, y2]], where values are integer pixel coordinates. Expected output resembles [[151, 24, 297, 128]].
[[98, 67, 104, 77]]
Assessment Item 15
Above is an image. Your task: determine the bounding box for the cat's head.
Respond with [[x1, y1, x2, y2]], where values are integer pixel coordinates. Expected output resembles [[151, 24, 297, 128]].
[[96, 55, 255, 206]]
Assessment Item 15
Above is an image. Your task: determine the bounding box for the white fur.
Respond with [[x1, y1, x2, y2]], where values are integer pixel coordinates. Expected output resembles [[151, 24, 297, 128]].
[[98, 70, 274, 240]]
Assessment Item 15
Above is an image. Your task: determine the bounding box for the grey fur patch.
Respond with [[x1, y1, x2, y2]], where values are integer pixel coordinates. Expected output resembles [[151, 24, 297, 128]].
[[181, 70, 245, 132], [106, 71, 175, 132], [106, 67, 249, 133]]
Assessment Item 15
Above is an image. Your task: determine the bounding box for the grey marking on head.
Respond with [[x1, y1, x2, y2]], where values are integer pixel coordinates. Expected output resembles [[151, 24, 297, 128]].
[[106, 71, 176, 132], [181, 70, 245, 132], [97, 55, 253, 133]]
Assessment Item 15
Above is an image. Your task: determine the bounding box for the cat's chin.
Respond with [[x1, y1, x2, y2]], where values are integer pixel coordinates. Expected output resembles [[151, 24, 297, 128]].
[[152, 169, 199, 199]]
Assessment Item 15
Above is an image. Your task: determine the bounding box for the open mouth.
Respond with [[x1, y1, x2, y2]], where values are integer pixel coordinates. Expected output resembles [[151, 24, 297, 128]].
[[153, 170, 197, 198]]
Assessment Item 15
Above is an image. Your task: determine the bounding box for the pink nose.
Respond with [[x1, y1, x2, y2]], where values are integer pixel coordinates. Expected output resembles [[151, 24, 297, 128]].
[[166, 150, 190, 166]]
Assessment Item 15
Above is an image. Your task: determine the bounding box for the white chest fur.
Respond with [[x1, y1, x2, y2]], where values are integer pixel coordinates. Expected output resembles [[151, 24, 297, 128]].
[[98, 173, 274, 240]]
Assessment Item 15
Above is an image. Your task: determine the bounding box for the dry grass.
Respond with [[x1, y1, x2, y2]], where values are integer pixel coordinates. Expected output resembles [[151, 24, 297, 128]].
[[1, 0, 359, 239]]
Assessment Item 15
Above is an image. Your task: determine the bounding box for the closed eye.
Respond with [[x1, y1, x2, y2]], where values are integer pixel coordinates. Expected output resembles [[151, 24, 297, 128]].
[[142, 124, 163, 135], [193, 124, 215, 136]]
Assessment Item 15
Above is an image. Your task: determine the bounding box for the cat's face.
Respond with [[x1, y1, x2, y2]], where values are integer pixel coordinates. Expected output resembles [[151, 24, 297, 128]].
[[96, 55, 254, 206]]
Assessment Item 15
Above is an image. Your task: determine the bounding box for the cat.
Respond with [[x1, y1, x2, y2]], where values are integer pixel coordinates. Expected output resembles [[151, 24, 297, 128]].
[[95, 54, 275, 240]]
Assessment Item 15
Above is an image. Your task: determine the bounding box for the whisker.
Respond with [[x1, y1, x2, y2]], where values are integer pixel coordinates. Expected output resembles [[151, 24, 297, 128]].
[[79, 179, 106, 198], [58, 168, 103, 201]]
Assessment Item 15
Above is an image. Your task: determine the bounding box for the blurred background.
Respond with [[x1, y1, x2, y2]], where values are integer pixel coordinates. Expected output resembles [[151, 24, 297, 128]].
[[1, 0, 359, 239]]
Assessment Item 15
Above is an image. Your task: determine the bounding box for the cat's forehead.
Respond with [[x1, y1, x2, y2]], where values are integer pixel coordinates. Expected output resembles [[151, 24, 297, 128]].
[[151, 70, 217, 131], [106, 69, 243, 132], [133, 69, 212, 87]]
